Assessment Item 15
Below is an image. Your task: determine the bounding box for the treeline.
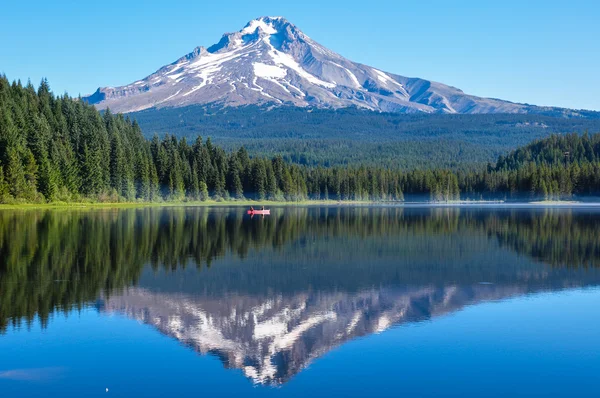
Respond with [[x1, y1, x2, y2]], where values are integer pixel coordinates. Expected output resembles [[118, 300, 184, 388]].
[[459, 133, 600, 200], [1, 76, 599, 203], [132, 103, 600, 168], [0, 76, 458, 202]]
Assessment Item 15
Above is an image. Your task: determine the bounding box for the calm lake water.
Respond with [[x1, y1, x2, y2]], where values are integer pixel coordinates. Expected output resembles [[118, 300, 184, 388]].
[[1, 206, 600, 397]]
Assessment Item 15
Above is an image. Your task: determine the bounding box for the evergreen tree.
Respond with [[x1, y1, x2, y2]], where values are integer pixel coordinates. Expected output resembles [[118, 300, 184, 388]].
[[199, 181, 209, 201], [227, 156, 244, 199], [251, 161, 267, 200], [6, 148, 26, 199], [0, 166, 8, 199]]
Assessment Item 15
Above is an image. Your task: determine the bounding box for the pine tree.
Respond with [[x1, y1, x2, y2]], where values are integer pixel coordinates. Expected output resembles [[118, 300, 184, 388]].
[[149, 162, 160, 201], [109, 131, 124, 196], [0, 166, 8, 199], [189, 160, 200, 200], [265, 163, 278, 200], [199, 181, 209, 201], [540, 179, 548, 200], [251, 161, 267, 200], [37, 156, 58, 201], [227, 156, 244, 199], [6, 148, 26, 199], [135, 154, 151, 200], [81, 143, 103, 196]]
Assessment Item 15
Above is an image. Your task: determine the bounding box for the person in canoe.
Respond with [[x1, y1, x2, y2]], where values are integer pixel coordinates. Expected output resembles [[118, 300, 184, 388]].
[[250, 206, 255, 211]]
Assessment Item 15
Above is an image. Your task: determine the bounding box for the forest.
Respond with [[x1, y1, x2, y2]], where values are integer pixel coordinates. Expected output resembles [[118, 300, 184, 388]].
[[1, 75, 600, 203], [131, 103, 600, 168]]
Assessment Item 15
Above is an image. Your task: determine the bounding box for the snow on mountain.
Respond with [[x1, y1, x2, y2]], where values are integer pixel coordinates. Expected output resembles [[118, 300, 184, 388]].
[[83, 16, 533, 114], [99, 283, 552, 385]]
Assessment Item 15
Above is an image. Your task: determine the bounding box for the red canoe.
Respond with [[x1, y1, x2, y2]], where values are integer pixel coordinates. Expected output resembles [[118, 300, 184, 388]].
[[247, 209, 271, 215]]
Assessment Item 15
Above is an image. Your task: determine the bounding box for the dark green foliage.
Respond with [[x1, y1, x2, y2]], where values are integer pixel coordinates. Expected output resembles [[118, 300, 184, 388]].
[[0, 75, 160, 202], [130, 104, 600, 169], [227, 156, 244, 199], [460, 133, 600, 200], [1, 75, 600, 203]]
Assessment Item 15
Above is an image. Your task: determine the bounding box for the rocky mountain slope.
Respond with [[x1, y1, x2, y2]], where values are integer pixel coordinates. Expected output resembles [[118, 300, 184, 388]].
[[84, 17, 585, 116]]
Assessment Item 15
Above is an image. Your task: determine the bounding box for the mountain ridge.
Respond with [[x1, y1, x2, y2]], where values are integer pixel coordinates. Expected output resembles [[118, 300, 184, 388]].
[[83, 16, 592, 117]]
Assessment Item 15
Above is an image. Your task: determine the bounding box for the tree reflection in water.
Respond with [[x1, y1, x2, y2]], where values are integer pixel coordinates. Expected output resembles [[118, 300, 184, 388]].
[[2, 206, 600, 384]]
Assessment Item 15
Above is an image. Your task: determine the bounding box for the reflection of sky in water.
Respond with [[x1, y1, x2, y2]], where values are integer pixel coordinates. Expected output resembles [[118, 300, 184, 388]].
[[1, 288, 599, 397]]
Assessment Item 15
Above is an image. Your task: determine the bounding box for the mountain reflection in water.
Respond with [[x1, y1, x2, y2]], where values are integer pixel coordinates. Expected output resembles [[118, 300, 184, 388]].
[[2, 206, 600, 385]]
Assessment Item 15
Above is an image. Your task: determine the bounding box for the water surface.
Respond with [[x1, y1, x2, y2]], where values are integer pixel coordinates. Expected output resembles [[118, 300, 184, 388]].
[[1, 206, 599, 397]]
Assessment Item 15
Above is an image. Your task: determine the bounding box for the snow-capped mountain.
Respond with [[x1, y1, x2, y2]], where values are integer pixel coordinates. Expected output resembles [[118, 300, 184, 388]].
[[83, 17, 543, 115], [101, 285, 525, 385], [99, 276, 599, 385]]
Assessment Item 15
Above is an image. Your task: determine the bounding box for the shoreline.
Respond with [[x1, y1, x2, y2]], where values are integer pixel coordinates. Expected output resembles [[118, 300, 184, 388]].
[[0, 200, 370, 210], [1, 199, 600, 210]]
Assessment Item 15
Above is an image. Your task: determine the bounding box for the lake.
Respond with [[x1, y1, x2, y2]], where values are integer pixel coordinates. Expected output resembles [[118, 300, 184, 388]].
[[1, 206, 600, 397]]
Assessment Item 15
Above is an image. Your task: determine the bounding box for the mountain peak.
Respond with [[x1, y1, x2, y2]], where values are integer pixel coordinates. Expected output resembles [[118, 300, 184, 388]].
[[83, 18, 561, 116], [205, 16, 300, 54], [241, 16, 289, 34]]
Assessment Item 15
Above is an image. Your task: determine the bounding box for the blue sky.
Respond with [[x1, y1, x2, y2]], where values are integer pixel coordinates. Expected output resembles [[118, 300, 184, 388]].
[[1, 0, 599, 110]]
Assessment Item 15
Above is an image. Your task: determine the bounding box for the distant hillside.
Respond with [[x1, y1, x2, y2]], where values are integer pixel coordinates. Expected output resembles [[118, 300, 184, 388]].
[[496, 132, 600, 171], [130, 105, 600, 169]]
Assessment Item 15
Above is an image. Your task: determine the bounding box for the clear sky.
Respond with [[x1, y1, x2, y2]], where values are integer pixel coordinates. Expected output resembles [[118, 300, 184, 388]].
[[1, 0, 599, 110]]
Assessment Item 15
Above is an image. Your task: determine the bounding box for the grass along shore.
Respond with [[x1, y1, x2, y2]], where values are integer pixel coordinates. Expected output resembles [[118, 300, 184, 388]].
[[2, 198, 598, 211], [0, 199, 371, 210]]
